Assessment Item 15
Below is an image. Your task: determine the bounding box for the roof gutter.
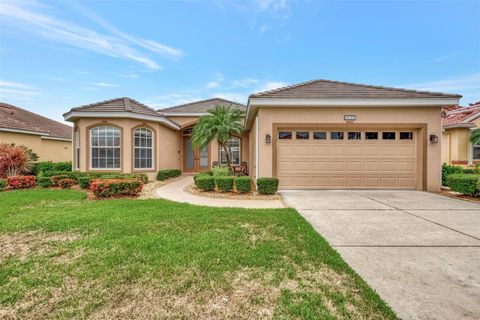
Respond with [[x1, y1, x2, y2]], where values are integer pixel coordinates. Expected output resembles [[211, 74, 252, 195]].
[[442, 123, 476, 129]]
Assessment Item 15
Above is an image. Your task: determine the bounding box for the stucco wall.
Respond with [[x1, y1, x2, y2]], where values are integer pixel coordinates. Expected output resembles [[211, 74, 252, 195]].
[[252, 106, 443, 191], [0, 131, 71, 162], [442, 128, 469, 165]]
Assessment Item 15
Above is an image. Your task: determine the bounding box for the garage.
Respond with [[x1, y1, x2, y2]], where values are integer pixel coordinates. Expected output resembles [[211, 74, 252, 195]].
[[276, 128, 419, 189]]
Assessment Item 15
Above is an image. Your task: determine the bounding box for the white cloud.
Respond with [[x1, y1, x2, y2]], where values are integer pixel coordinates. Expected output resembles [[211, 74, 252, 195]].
[[213, 92, 247, 103], [0, 0, 183, 70], [230, 78, 259, 88], [257, 81, 288, 92], [0, 80, 41, 101], [400, 74, 480, 92], [92, 82, 117, 87], [120, 73, 139, 79], [206, 81, 221, 89]]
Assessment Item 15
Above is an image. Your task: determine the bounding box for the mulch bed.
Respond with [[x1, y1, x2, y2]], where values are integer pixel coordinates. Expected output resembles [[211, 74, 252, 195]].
[[436, 189, 480, 204], [186, 185, 283, 200]]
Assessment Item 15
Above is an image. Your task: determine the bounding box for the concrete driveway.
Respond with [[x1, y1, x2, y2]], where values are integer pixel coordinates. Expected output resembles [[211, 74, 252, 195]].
[[282, 190, 480, 320]]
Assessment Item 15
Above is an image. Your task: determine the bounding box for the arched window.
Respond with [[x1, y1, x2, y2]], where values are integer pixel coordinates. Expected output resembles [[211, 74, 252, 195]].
[[220, 137, 241, 166], [134, 127, 153, 169], [90, 126, 121, 169]]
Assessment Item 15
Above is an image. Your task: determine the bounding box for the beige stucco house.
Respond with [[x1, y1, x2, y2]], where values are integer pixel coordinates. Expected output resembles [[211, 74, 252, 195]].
[[441, 102, 480, 166], [0, 102, 72, 162], [64, 79, 461, 191]]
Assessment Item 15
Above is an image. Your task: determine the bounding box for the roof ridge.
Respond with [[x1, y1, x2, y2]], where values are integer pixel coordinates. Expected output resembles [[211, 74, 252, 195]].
[[69, 97, 160, 115], [70, 97, 129, 111], [250, 79, 462, 98], [159, 97, 245, 112]]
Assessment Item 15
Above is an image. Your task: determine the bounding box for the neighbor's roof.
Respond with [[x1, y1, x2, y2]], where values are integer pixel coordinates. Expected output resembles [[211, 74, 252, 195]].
[[0, 102, 72, 140], [159, 98, 246, 114], [66, 97, 160, 117], [250, 79, 462, 99], [442, 102, 480, 128]]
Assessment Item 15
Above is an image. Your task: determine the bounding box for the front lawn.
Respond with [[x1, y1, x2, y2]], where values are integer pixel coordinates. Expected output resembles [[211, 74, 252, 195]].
[[0, 189, 396, 319]]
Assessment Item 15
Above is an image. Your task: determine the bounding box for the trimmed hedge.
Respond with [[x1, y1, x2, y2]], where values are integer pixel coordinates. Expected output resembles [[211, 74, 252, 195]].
[[78, 177, 92, 189], [7, 175, 36, 189], [442, 164, 464, 186], [0, 178, 6, 190], [33, 161, 72, 175], [235, 176, 252, 193], [462, 168, 474, 174], [446, 174, 480, 196], [90, 179, 144, 197], [37, 176, 53, 188], [211, 166, 231, 176], [51, 174, 70, 186], [156, 169, 182, 181], [59, 178, 75, 189], [256, 177, 279, 195], [215, 176, 234, 192], [195, 176, 215, 191], [100, 173, 148, 183]]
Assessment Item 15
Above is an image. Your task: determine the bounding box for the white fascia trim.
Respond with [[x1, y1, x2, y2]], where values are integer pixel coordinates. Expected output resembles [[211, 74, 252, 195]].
[[163, 112, 208, 116], [41, 136, 72, 142], [443, 124, 476, 129], [64, 111, 180, 130], [249, 98, 460, 106], [461, 113, 480, 124], [0, 127, 49, 136]]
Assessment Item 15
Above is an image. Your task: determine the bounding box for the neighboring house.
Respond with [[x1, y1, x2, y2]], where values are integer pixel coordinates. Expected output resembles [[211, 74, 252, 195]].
[[64, 79, 461, 191], [0, 102, 72, 162], [441, 102, 480, 166]]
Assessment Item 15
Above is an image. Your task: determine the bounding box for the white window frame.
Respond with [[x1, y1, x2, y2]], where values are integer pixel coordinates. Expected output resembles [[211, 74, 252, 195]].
[[220, 137, 241, 166], [89, 126, 121, 170], [134, 127, 154, 170], [472, 143, 480, 161], [74, 130, 80, 170]]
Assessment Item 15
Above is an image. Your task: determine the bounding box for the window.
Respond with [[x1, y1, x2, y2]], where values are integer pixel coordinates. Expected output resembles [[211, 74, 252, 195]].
[[134, 128, 153, 169], [90, 126, 121, 169], [474, 144, 480, 160], [365, 132, 378, 140], [348, 132, 361, 140], [313, 132, 326, 140], [400, 132, 413, 140], [220, 137, 240, 166], [331, 132, 344, 140], [382, 132, 396, 140], [74, 130, 80, 169], [296, 132, 309, 139], [279, 131, 292, 139]]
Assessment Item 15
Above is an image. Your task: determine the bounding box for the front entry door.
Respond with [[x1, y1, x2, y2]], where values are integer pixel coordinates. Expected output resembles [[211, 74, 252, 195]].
[[183, 136, 209, 173]]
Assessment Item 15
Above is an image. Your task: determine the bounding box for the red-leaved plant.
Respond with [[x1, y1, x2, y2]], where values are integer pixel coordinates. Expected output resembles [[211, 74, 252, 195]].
[[0, 143, 38, 178], [7, 175, 36, 189], [90, 179, 143, 197], [58, 178, 75, 189]]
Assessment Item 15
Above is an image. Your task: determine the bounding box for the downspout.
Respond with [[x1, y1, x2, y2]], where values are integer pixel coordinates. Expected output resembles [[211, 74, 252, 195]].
[[255, 115, 259, 180]]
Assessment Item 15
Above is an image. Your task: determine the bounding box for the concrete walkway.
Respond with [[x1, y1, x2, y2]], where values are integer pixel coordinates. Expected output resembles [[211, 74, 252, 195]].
[[155, 175, 285, 209], [282, 189, 480, 320]]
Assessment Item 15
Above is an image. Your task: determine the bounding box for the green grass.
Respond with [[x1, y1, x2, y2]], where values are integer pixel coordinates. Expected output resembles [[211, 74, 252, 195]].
[[0, 189, 397, 319]]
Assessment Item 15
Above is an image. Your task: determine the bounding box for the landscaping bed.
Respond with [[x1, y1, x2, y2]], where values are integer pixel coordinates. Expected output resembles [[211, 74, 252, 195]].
[[187, 184, 283, 200]]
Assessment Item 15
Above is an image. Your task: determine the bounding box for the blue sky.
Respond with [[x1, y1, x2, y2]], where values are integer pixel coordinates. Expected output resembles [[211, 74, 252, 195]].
[[0, 0, 479, 123]]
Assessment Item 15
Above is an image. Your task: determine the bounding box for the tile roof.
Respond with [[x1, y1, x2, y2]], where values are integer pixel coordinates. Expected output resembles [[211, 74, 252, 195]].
[[442, 102, 480, 128], [0, 102, 72, 139], [250, 79, 462, 99], [69, 97, 160, 117], [159, 98, 246, 114]]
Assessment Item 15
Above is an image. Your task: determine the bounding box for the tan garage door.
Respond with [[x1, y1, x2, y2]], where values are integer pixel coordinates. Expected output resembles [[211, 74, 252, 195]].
[[276, 129, 418, 189]]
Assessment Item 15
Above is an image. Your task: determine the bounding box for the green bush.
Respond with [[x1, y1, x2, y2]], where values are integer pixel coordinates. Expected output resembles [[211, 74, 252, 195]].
[[215, 176, 234, 192], [78, 177, 92, 189], [446, 174, 480, 196], [195, 176, 215, 191], [256, 177, 279, 195], [463, 168, 474, 174], [194, 172, 210, 183], [156, 169, 182, 181], [235, 176, 252, 193], [37, 176, 53, 188], [211, 166, 231, 176], [33, 161, 72, 175], [0, 178, 6, 190], [442, 164, 464, 186], [100, 173, 148, 183]]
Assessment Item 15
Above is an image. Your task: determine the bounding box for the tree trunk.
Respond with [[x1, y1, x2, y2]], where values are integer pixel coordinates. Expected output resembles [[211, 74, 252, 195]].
[[222, 141, 233, 174]]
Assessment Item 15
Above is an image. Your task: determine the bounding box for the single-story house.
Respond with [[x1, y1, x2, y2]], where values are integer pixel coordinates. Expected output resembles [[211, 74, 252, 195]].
[[63, 79, 461, 191], [441, 102, 480, 166], [0, 102, 72, 162]]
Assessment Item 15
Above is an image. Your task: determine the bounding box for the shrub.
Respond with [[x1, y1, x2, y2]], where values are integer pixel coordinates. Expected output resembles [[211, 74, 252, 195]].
[[0, 143, 38, 177], [33, 161, 71, 175], [195, 176, 215, 191], [256, 177, 279, 195], [211, 166, 231, 176], [7, 175, 36, 189], [463, 168, 474, 174], [51, 174, 70, 186], [446, 174, 480, 196], [156, 169, 182, 181], [235, 176, 252, 193], [194, 172, 210, 183], [90, 179, 144, 197], [215, 176, 234, 192], [78, 177, 92, 189], [59, 178, 75, 189], [0, 178, 6, 190], [442, 164, 464, 186], [100, 173, 148, 183], [37, 176, 53, 188]]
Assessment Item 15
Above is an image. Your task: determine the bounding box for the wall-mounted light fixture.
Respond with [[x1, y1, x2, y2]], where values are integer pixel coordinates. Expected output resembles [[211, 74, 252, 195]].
[[430, 134, 438, 144], [265, 134, 271, 144]]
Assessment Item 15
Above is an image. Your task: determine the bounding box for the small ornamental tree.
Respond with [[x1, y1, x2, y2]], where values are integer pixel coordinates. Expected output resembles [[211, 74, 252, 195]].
[[0, 143, 38, 177], [191, 105, 244, 172]]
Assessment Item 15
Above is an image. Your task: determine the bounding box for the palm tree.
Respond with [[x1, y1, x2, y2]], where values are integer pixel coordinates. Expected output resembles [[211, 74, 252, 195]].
[[191, 105, 244, 171], [470, 128, 480, 145]]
